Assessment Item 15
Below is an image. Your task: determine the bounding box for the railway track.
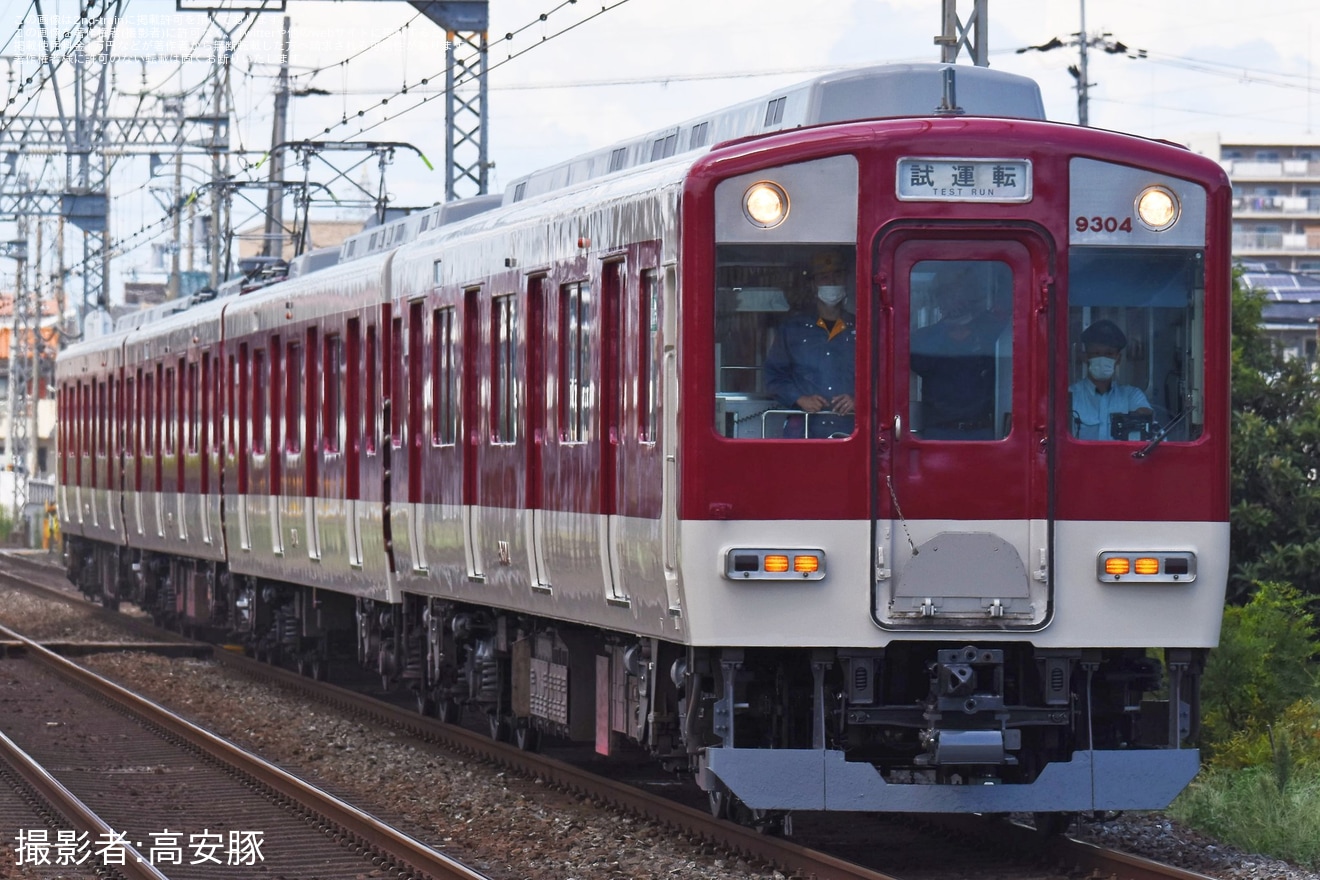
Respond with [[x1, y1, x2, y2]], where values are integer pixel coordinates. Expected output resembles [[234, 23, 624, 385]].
[[0, 726, 134, 880], [0, 550, 1221, 880], [0, 617, 493, 879]]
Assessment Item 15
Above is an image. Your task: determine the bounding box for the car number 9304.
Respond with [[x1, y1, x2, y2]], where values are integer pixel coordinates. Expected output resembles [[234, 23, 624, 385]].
[[1075, 215, 1134, 233]]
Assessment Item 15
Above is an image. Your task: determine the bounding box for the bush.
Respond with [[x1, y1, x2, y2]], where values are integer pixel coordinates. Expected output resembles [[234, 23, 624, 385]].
[[1199, 582, 1320, 756], [1171, 765, 1320, 866], [1211, 699, 1320, 777]]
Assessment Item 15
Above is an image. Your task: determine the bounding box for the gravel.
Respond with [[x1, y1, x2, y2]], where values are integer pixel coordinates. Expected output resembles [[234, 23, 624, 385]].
[[1072, 813, 1320, 880], [80, 651, 782, 880], [2, 583, 1318, 880]]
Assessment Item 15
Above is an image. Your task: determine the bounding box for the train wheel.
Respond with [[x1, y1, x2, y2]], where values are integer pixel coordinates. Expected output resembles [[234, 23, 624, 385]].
[[1033, 811, 1074, 837], [707, 786, 730, 821], [311, 656, 329, 682], [416, 688, 437, 717], [437, 699, 461, 725], [749, 811, 787, 836], [295, 654, 309, 677], [513, 723, 539, 752], [731, 802, 785, 835], [489, 714, 511, 743], [715, 788, 785, 835]]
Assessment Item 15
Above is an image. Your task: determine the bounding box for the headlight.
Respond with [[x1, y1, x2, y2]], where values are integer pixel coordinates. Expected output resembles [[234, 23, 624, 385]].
[[743, 181, 789, 228], [1136, 186, 1179, 231]]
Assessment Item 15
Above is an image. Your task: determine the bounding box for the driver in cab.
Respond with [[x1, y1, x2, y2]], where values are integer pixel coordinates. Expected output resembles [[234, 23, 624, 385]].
[[1070, 319, 1153, 440], [763, 249, 856, 438]]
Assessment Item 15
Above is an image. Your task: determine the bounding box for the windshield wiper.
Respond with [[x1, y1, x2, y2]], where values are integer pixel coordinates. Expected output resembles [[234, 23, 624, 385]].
[[1132, 410, 1189, 460]]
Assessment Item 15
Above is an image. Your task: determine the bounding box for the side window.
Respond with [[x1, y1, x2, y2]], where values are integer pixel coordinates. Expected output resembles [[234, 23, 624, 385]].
[[286, 340, 303, 454], [1067, 247, 1205, 442], [164, 366, 176, 457], [390, 317, 404, 445], [324, 335, 342, 453], [98, 381, 108, 457], [431, 307, 457, 446], [908, 260, 1014, 441], [187, 361, 199, 454], [713, 244, 857, 439], [252, 348, 267, 455], [365, 325, 378, 454], [143, 370, 156, 459], [305, 330, 319, 456], [492, 293, 518, 444], [560, 281, 588, 443], [639, 269, 659, 444]]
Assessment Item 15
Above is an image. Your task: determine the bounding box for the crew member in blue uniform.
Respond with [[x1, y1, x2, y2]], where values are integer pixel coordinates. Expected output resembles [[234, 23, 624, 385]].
[[1069, 318, 1153, 440], [764, 250, 856, 438]]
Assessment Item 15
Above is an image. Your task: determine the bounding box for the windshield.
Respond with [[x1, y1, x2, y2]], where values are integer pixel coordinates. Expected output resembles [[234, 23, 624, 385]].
[[1067, 247, 1205, 443]]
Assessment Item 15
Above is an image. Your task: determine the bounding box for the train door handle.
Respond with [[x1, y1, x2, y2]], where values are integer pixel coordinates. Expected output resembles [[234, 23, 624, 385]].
[[877, 415, 899, 452]]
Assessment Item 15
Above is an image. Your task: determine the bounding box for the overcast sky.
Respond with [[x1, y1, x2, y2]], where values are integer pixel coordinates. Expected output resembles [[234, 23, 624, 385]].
[[3, 0, 1320, 282]]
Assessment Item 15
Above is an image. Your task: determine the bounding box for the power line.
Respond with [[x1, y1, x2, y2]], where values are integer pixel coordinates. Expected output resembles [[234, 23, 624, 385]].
[[302, 0, 634, 142]]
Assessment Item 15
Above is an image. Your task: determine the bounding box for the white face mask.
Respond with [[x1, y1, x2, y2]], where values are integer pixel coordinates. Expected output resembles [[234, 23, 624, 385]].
[[816, 285, 847, 306], [1088, 356, 1117, 381]]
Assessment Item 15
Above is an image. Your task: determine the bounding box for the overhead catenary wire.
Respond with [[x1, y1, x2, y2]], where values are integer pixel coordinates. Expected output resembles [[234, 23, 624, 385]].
[[96, 0, 640, 265], [1, 0, 119, 120], [316, 0, 634, 142]]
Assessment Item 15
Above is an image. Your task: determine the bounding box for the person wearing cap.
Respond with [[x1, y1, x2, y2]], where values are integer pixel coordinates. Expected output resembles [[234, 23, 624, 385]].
[[763, 249, 856, 438], [1069, 318, 1153, 440]]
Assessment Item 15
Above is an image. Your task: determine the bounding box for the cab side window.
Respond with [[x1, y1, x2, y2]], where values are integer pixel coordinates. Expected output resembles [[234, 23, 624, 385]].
[[713, 244, 857, 440]]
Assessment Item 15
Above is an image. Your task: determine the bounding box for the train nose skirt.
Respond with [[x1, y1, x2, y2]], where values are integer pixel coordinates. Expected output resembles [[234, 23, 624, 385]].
[[702, 747, 1202, 813]]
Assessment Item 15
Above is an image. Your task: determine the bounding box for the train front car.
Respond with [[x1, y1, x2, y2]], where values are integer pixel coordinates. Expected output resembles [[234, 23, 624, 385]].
[[678, 66, 1231, 818]]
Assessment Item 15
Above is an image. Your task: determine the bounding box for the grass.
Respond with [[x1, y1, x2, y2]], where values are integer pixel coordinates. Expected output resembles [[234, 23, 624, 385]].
[[1168, 766, 1320, 867]]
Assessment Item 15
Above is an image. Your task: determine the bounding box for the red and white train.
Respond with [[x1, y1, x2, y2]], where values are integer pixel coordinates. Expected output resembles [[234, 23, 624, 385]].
[[57, 62, 1231, 825]]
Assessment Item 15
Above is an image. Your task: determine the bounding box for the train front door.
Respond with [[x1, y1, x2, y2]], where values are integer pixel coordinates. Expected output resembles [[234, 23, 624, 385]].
[[873, 233, 1053, 628]]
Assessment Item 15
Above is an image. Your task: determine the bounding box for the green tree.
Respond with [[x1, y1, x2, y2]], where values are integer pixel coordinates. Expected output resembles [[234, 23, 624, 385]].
[[1228, 268, 1320, 603], [1201, 581, 1320, 753]]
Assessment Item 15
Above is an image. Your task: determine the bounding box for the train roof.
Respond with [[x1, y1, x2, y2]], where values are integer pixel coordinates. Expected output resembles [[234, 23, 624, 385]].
[[338, 63, 1046, 267], [504, 63, 1045, 204], [336, 193, 505, 263], [90, 62, 1046, 337]]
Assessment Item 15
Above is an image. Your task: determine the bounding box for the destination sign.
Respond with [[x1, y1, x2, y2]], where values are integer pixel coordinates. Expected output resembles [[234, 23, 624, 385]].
[[896, 158, 1033, 203]]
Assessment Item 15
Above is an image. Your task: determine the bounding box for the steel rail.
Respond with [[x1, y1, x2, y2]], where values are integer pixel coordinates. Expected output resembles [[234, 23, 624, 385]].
[[0, 619, 492, 880], [0, 727, 171, 880]]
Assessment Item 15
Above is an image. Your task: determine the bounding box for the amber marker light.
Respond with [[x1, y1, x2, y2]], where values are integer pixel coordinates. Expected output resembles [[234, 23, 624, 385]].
[[1134, 557, 1161, 575], [1136, 185, 1179, 231], [744, 181, 789, 228], [724, 547, 826, 581], [1099, 550, 1196, 584], [1104, 557, 1132, 576]]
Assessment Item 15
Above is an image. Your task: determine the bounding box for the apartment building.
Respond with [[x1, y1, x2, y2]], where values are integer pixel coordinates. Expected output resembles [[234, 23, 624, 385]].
[[1186, 134, 1320, 367]]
